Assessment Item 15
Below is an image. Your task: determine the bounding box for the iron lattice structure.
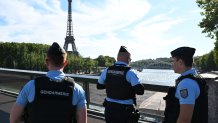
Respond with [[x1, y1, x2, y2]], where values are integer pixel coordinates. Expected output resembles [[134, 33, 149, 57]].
[[64, 0, 78, 55]]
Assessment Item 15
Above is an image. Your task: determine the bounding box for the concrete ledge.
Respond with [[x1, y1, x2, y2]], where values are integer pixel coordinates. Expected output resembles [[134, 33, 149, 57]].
[[200, 72, 218, 123], [139, 92, 166, 116], [200, 73, 218, 79], [207, 79, 218, 123]]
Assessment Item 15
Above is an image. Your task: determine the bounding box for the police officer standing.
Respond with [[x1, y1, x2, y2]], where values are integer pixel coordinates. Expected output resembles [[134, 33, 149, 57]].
[[10, 42, 87, 123], [97, 46, 144, 123], [163, 46, 207, 123]]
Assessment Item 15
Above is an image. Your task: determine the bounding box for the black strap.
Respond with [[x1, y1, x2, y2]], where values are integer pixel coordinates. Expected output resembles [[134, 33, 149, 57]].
[[176, 74, 199, 86]]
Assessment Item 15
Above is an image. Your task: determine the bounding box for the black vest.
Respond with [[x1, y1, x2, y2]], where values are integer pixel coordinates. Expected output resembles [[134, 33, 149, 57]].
[[163, 74, 208, 123], [105, 65, 135, 100], [24, 76, 77, 123]]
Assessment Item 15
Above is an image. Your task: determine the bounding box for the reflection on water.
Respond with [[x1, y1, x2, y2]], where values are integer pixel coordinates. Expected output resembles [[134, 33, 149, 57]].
[[136, 69, 180, 86]]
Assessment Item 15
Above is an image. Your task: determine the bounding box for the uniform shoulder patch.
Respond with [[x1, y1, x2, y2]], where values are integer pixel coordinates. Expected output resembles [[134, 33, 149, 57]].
[[180, 88, 188, 99]]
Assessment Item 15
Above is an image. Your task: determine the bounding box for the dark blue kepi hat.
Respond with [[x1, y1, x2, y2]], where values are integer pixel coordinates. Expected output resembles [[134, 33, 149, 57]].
[[171, 46, 195, 58], [47, 42, 66, 56], [119, 46, 129, 53]]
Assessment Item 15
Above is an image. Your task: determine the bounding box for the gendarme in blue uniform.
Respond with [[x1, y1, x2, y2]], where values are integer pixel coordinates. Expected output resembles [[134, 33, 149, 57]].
[[97, 46, 144, 123], [163, 46, 207, 123], [16, 70, 86, 109], [98, 61, 141, 105]]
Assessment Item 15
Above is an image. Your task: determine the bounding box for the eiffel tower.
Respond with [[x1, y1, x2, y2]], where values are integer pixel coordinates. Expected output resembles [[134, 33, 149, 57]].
[[64, 0, 78, 55]]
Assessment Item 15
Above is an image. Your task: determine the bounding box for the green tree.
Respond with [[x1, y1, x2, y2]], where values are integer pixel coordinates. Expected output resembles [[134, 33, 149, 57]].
[[201, 55, 207, 71], [207, 51, 216, 70], [0, 42, 49, 71], [96, 55, 115, 67], [0, 42, 116, 74], [197, 0, 218, 67], [194, 56, 202, 70], [104, 56, 116, 67], [66, 54, 84, 73], [96, 55, 106, 67]]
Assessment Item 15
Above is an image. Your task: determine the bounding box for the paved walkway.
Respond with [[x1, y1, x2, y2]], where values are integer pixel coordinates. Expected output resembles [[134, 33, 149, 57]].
[[139, 92, 166, 116]]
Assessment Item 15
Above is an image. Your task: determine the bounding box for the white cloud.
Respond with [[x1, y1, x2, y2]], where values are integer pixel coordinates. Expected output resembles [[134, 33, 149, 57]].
[[0, 0, 66, 44], [72, 0, 186, 60], [0, 0, 214, 61], [73, 0, 151, 36], [110, 13, 186, 60], [0, 0, 150, 42]]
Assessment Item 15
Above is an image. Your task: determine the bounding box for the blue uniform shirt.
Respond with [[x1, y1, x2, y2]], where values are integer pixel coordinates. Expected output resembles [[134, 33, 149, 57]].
[[98, 61, 141, 105], [175, 68, 200, 104], [16, 70, 87, 109]]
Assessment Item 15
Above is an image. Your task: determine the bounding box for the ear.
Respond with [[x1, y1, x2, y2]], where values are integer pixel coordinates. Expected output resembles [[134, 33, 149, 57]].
[[178, 59, 184, 65], [63, 60, 68, 67]]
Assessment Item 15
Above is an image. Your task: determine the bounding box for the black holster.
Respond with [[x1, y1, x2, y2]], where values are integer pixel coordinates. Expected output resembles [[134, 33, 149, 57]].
[[163, 87, 179, 123], [127, 108, 140, 123]]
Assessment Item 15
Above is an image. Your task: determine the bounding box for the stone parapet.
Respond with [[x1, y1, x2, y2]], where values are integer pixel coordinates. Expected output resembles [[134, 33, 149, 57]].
[[201, 73, 218, 123]]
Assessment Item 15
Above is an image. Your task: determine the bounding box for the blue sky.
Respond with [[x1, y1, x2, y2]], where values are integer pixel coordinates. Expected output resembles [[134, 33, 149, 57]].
[[0, 0, 215, 61]]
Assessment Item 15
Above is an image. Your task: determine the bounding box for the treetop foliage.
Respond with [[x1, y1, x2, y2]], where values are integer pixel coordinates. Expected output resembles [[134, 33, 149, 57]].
[[197, 0, 218, 39], [0, 41, 216, 72], [196, 0, 218, 70], [0, 42, 115, 74]]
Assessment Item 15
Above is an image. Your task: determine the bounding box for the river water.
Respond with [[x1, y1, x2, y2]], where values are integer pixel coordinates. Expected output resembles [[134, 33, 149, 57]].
[[135, 69, 180, 86]]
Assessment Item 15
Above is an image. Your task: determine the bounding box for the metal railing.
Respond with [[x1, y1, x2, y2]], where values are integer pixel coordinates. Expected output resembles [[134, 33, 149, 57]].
[[0, 68, 170, 122]]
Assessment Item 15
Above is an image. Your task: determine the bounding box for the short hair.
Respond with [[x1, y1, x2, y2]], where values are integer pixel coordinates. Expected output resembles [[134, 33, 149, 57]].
[[171, 46, 195, 67], [47, 53, 67, 67], [175, 56, 193, 67], [117, 52, 130, 58], [46, 42, 67, 67]]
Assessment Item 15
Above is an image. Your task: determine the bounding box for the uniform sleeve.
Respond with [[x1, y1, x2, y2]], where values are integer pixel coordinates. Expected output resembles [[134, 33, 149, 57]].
[[72, 83, 87, 109], [175, 78, 200, 104], [126, 69, 141, 86], [98, 68, 108, 85], [16, 80, 35, 107]]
